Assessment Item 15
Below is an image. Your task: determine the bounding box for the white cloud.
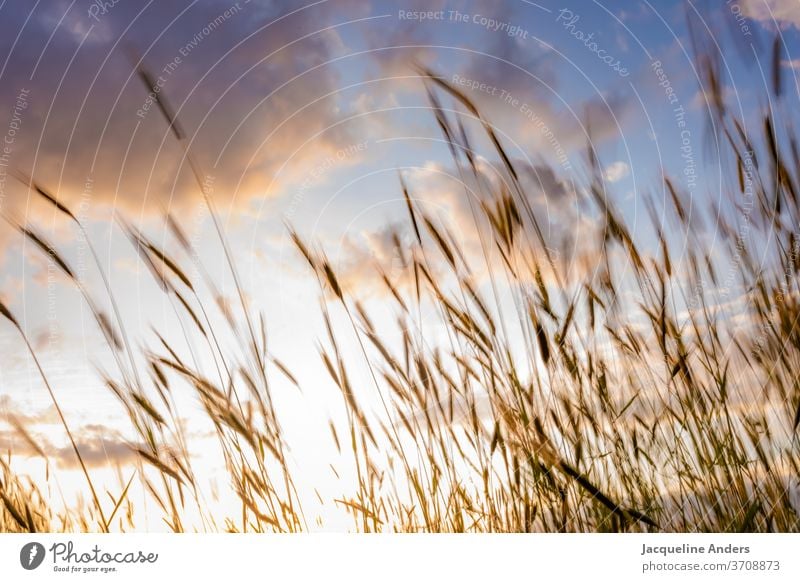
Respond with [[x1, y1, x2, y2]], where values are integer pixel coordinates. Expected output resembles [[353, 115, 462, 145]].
[[604, 161, 630, 183], [742, 0, 800, 29]]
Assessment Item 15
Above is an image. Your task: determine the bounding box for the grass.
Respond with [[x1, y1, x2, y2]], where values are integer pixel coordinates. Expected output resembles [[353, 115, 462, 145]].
[[1, 32, 799, 533]]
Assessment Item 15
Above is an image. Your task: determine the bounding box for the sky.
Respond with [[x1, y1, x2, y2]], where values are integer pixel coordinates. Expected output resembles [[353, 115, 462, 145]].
[[1, 0, 800, 529]]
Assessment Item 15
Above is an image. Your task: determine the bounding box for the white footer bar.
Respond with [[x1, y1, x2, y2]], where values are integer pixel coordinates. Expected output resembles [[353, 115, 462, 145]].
[[1, 533, 798, 581]]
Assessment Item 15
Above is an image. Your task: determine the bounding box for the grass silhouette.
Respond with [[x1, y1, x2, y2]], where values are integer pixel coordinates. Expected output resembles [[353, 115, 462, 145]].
[[1, 31, 799, 533]]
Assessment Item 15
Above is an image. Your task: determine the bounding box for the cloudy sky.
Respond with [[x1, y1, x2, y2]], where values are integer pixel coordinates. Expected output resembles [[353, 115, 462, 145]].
[[1, 0, 799, 528]]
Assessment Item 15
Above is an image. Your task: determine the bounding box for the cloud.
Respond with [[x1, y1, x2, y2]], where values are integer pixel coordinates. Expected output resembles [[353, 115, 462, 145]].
[[0, 395, 61, 425], [0, 0, 640, 234], [0, 428, 53, 458], [0, 395, 137, 467], [51, 432, 138, 469], [359, 0, 449, 78], [742, 0, 800, 28], [604, 161, 630, 183], [0, 1, 363, 219], [0, 423, 137, 469], [450, 48, 635, 157], [326, 152, 597, 297], [332, 221, 416, 297], [354, 0, 636, 163]]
